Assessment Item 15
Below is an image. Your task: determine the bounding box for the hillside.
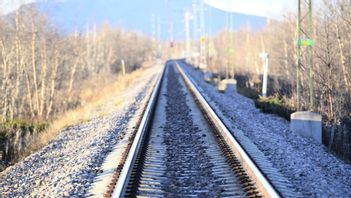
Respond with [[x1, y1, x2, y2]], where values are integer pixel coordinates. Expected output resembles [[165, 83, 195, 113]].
[[36, 0, 266, 39]]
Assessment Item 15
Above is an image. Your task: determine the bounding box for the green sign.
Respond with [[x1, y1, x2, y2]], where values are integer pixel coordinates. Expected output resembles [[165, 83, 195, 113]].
[[208, 44, 214, 51], [297, 39, 315, 46], [227, 48, 234, 54]]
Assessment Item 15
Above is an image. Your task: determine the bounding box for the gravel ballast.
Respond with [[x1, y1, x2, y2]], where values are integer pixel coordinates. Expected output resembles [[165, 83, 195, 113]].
[[179, 61, 351, 197], [135, 63, 246, 197], [0, 67, 158, 197]]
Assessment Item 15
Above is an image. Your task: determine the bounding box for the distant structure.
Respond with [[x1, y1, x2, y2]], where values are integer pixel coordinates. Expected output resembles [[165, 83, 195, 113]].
[[199, 0, 207, 70], [192, 0, 199, 66], [184, 10, 192, 58]]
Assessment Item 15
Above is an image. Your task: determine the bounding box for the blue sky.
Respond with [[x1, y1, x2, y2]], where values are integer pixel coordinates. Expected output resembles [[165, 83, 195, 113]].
[[1, 0, 307, 17], [46, 0, 267, 39], [1, 0, 317, 40]]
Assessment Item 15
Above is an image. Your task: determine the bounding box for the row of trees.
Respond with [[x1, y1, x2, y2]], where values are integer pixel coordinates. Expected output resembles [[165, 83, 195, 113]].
[[0, 7, 154, 122], [200, 0, 350, 159]]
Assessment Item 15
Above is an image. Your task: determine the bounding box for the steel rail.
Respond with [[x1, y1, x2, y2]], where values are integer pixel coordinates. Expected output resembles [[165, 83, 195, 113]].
[[111, 64, 166, 198], [175, 61, 281, 198]]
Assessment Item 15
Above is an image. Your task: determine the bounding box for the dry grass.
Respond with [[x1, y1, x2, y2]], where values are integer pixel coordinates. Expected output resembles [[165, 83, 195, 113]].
[[34, 64, 156, 150]]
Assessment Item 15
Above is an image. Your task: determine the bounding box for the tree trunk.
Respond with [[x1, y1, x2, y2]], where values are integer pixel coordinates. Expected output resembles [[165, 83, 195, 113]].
[[46, 49, 59, 119], [0, 39, 10, 121], [68, 60, 79, 100], [13, 10, 21, 118], [31, 19, 40, 118], [335, 23, 351, 92], [39, 39, 48, 119], [283, 40, 290, 79], [25, 72, 35, 118]]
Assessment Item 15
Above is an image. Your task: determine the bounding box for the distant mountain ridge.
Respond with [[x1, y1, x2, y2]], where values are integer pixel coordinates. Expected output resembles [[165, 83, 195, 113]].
[[34, 0, 266, 40]]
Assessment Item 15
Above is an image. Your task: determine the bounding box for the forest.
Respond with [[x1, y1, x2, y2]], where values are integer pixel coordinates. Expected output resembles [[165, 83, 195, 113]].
[[0, 6, 154, 168], [200, 0, 351, 161]]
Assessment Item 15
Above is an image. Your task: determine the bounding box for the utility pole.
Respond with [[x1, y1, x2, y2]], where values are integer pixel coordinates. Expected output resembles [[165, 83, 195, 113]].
[[225, 1, 235, 79], [169, 22, 174, 47], [85, 24, 91, 71], [157, 16, 161, 57], [199, 0, 207, 70], [308, 0, 314, 111], [184, 11, 191, 58], [157, 16, 161, 42], [151, 14, 156, 59], [229, 5, 234, 79], [192, 0, 198, 39], [165, 0, 174, 49], [207, 6, 215, 65], [225, 10, 229, 79], [296, 0, 315, 111], [192, 0, 199, 66]]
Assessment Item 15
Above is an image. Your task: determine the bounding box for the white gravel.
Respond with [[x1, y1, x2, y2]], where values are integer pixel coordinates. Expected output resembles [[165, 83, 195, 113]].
[[0, 66, 158, 197], [180, 61, 351, 197]]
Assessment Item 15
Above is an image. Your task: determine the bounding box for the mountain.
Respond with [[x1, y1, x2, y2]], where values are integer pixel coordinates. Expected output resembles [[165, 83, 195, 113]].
[[36, 0, 266, 40]]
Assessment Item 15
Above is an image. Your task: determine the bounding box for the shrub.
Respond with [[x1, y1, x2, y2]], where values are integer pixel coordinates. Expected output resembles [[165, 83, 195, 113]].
[[0, 120, 47, 163], [237, 87, 260, 100], [0, 119, 47, 134], [255, 95, 295, 121]]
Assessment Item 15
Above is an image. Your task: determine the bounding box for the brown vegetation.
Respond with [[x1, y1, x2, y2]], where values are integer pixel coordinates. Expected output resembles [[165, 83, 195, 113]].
[[0, 6, 157, 168], [195, 1, 351, 161]]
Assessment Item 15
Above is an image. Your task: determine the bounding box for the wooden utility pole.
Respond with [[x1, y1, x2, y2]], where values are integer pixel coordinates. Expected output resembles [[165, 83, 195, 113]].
[[296, 0, 301, 111]]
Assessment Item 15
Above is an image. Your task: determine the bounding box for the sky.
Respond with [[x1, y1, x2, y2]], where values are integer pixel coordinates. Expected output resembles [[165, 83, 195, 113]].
[[1, 0, 300, 17], [0, 0, 35, 14], [0, 0, 321, 40], [204, 0, 296, 18]]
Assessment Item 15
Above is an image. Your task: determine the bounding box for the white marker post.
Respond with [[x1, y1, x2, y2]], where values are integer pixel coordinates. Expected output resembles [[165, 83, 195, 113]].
[[121, 59, 126, 76], [259, 53, 269, 97]]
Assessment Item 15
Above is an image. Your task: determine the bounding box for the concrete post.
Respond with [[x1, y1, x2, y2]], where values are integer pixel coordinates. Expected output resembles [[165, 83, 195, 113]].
[[290, 111, 322, 144], [218, 79, 237, 93], [259, 53, 269, 97], [121, 59, 126, 76]]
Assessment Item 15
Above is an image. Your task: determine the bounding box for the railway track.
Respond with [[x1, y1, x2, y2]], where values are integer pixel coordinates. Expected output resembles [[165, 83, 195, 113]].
[[105, 60, 281, 198]]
